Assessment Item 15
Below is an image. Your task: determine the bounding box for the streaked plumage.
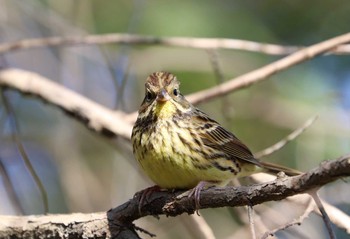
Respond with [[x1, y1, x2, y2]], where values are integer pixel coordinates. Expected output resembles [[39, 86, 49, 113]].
[[132, 72, 300, 192]]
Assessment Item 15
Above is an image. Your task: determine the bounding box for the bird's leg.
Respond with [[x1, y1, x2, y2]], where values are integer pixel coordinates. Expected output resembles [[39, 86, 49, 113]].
[[188, 181, 213, 213], [138, 185, 161, 215]]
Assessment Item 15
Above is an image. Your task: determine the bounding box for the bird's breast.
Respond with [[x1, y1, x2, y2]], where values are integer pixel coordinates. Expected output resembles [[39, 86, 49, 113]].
[[133, 118, 232, 188]]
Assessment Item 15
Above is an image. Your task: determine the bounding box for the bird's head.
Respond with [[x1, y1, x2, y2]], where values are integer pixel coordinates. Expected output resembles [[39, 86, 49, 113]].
[[139, 72, 191, 119]]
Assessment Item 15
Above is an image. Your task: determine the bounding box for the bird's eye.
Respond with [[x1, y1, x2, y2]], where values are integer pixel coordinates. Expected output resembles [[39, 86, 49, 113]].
[[145, 91, 153, 102], [173, 88, 179, 96]]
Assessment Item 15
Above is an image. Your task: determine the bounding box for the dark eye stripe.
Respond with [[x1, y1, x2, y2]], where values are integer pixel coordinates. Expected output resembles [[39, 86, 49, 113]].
[[145, 91, 154, 102]]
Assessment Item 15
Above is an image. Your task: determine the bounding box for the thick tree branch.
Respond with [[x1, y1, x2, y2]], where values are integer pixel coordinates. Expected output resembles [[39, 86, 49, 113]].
[[161, 154, 350, 215], [0, 69, 132, 141], [0, 213, 110, 239], [1, 154, 349, 238]]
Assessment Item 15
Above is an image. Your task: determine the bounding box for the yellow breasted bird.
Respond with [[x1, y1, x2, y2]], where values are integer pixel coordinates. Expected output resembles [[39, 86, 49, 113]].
[[131, 72, 301, 207]]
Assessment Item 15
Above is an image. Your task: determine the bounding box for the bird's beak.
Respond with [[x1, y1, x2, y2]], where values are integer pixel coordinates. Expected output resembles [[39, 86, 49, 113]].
[[156, 89, 171, 103]]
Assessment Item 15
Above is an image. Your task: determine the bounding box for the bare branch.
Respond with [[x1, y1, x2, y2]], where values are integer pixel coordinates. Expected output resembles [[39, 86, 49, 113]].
[[181, 215, 216, 239], [0, 68, 133, 141], [252, 174, 350, 235], [261, 199, 314, 239], [0, 159, 24, 214], [323, 200, 350, 234], [186, 32, 350, 105], [254, 115, 318, 159], [309, 190, 336, 239], [247, 205, 257, 239], [162, 154, 350, 215], [1, 90, 48, 213], [0, 213, 110, 239], [0, 154, 348, 238], [0, 34, 350, 56]]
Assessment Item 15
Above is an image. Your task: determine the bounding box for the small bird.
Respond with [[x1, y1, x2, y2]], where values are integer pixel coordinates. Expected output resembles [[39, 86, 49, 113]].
[[132, 72, 301, 208]]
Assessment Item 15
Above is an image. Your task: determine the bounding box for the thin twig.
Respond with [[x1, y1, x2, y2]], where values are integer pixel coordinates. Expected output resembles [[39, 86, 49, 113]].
[[181, 214, 216, 239], [0, 35, 303, 55], [252, 173, 350, 234], [115, 62, 131, 110], [309, 189, 336, 239], [261, 198, 314, 239], [133, 224, 156, 237], [0, 158, 25, 214], [254, 115, 318, 158], [1, 34, 350, 56], [322, 200, 350, 234], [1, 90, 48, 213], [248, 205, 257, 239], [207, 49, 225, 83], [207, 49, 232, 121]]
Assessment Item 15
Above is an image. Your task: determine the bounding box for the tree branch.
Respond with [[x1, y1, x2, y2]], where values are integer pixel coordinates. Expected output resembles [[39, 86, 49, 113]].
[[161, 154, 350, 215], [0, 68, 132, 141], [185, 32, 350, 105], [1, 154, 349, 238], [254, 115, 318, 158], [0, 33, 349, 56], [0, 213, 110, 239]]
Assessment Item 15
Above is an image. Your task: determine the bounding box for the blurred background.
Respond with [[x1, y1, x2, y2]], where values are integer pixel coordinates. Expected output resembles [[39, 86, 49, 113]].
[[0, 0, 349, 238]]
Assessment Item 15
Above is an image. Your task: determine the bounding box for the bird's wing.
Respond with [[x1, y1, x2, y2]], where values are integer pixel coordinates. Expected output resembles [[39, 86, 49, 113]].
[[192, 110, 262, 167]]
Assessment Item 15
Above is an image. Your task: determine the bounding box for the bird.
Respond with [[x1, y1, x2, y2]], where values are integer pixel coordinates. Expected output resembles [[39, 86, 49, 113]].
[[131, 71, 301, 208]]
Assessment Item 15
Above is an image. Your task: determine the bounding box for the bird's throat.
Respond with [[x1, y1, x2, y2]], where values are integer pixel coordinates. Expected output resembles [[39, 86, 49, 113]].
[[154, 101, 177, 119]]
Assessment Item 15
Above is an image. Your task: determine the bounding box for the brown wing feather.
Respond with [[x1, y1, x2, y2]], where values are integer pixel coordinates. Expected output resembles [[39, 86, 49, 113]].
[[192, 109, 262, 167]]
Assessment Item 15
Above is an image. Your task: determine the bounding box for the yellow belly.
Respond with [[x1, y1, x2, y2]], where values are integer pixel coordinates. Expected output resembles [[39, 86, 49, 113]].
[[133, 120, 259, 189], [136, 148, 234, 189]]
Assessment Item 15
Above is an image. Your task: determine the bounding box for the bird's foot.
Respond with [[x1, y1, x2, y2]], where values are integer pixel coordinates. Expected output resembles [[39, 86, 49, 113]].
[[187, 181, 214, 215], [138, 185, 161, 215]]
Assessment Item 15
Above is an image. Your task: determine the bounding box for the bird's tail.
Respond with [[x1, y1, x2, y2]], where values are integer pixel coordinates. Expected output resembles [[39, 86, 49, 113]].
[[259, 161, 302, 176]]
